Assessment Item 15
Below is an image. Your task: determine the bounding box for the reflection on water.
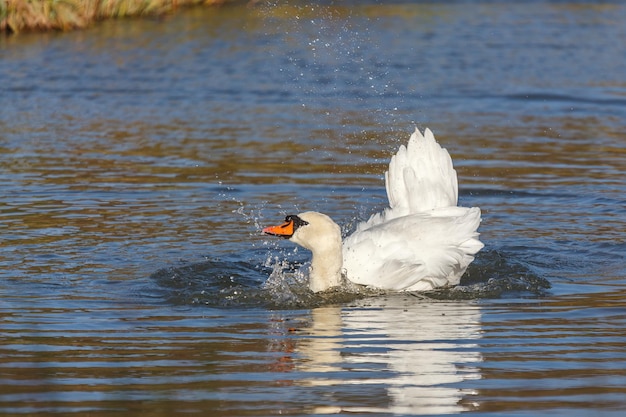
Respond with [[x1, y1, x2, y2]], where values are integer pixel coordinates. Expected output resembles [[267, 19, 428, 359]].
[[296, 299, 482, 415], [0, 296, 482, 415], [3, 291, 626, 415], [478, 291, 626, 414], [1, 1, 626, 416]]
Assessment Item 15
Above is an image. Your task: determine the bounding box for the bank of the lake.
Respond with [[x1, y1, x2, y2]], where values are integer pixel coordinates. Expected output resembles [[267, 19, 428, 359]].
[[0, 0, 243, 33]]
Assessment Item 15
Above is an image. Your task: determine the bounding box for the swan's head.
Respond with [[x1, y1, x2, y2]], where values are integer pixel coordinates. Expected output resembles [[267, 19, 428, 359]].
[[263, 211, 343, 293], [262, 211, 341, 252]]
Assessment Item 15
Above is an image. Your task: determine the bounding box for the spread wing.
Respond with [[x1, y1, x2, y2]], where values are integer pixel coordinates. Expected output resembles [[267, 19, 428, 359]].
[[359, 128, 459, 232]]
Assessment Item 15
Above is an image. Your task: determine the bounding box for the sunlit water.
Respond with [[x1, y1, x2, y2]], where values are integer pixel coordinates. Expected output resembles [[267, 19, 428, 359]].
[[1, 1, 625, 416]]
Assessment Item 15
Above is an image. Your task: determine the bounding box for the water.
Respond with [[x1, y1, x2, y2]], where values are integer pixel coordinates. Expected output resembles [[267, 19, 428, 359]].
[[1, 1, 625, 415]]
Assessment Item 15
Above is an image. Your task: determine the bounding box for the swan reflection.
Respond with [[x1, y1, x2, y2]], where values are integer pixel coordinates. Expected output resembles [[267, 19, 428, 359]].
[[295, 296, 482, 414]]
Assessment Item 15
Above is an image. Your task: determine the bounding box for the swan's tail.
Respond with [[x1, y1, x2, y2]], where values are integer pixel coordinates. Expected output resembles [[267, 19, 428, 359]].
[[386, 128, 458, 215]]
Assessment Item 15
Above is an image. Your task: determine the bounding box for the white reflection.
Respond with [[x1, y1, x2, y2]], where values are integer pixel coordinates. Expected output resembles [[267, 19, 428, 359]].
[[296, 295, 482, 414]]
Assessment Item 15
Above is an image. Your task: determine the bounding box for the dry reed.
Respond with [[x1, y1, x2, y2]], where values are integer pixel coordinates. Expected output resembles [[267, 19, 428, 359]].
[[0, 0, 236, 33]]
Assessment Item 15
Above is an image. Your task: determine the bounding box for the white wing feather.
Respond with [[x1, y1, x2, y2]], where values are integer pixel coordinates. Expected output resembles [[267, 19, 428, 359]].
[[387, 128, 458, 212]]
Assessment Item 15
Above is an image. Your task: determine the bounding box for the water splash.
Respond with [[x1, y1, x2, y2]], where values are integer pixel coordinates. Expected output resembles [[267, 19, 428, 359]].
[[149, 256, 377, 309], [262, 257, 387, 307], [424, 249, 552, 300], [259, 1, 408, 134], [150, 249, 550, 309], [149, 258, 268, 308]]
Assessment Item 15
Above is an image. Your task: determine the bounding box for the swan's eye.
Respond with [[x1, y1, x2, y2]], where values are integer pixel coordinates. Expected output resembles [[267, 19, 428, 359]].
[[286, 215, 309, 229]]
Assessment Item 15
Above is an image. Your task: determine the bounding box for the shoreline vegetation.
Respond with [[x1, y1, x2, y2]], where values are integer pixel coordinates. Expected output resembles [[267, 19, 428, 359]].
[[0, 0, 245, 34]]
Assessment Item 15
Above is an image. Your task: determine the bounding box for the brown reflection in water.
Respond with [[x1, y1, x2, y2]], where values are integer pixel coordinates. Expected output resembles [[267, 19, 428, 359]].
[[476, 289, 626, 413], [3, 109, 623, 279], [447, 114, 625, 191], [0, 306, 303, 416], [5, 109, 623, 190]]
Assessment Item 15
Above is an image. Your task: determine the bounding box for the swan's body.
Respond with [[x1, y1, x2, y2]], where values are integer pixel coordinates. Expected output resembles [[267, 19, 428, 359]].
[[263, 128, 483, 293]]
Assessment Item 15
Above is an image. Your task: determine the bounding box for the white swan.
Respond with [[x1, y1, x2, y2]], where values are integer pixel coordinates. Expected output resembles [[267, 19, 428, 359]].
[[263, 128, 484, 293]]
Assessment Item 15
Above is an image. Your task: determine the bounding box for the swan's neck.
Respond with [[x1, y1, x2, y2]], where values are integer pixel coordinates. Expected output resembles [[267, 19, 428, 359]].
[[288, 212, 344, 293], [308, 241, 343, 293]]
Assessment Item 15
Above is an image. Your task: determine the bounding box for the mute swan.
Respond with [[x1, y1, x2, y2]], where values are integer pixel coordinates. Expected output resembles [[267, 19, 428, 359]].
[[263, 128, 484, 293]]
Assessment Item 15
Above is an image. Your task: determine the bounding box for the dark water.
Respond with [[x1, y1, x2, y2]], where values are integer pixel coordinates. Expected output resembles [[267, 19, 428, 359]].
[[1, 1, 625, 415]]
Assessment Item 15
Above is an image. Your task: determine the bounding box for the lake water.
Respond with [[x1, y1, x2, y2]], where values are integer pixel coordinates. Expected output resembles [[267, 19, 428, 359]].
[[1, 1, 625, 416]]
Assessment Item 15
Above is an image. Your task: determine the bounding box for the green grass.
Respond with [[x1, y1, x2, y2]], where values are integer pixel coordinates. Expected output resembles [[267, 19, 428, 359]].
[[0, 0, 235, 33]]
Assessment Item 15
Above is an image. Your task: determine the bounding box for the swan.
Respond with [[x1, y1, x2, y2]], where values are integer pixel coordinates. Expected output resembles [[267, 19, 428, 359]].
[[263, 128, 484, 293]]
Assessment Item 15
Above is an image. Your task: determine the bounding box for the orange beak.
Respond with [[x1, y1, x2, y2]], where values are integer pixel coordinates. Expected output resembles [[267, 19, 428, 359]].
[[263, 219, 295, 238]]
